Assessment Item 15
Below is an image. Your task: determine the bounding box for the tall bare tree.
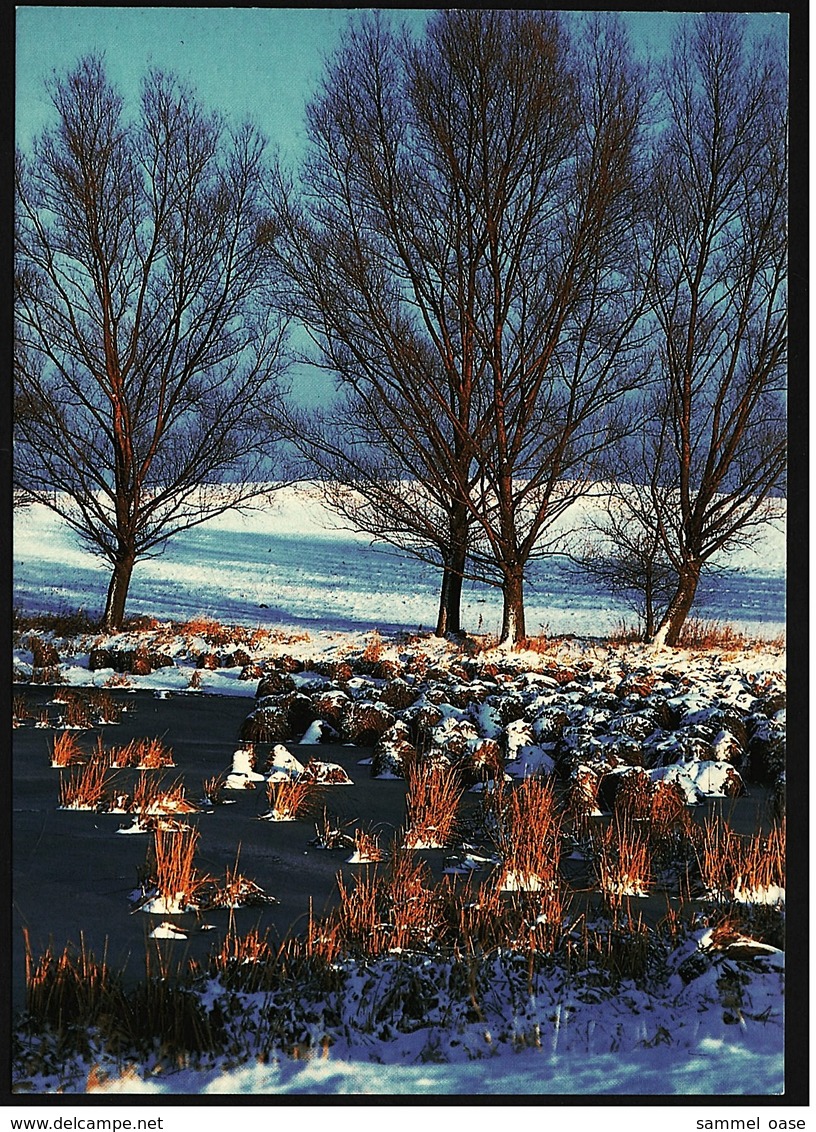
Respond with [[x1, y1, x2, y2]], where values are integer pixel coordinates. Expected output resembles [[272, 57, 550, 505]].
[[642, 14, 787, 647], [269, 10, 649, 644], [565, 419, 679, 640], [281, 393, 478, 637], [15, 57, 289, 628]]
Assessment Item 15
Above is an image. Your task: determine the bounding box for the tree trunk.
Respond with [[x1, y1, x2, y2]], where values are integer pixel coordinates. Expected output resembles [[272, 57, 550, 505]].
[[498, 562, 526, 647], [435, 504, 469, 637], [643, 570, 656, 641], [650, 561, 701, 648], [103, 550, 136, 630], [436, 565, 464, 636]]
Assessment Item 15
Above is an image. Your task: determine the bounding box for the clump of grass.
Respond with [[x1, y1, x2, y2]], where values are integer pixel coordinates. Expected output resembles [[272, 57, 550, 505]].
[[263, 777, 320, 822], [311, 808, 355, 850], [314, 841, 442, 960], [677, 619, 759, 651], [50, 731, 85, 767], [350, 825, 384, 863], [595, 816, 652, 904], [210, 923, 275, 991], [494, 776, 562, 892], [649, 780, 693, 837], [13, 694, 33, 726], [326, 869, 386, 961], [386, 844, 441, 951], [606, 620, 645, 645], [695, 814, 742, 902], [592, 911, 654, 984], [201, 774, 229, 806], [86, 689, 124, 724], [208, 848, 276, 909], [128, 772, 198, 816], [734, 820, 785, 903], [361, 629, 384, 664], [30, 664, 63, 686], [138, 738, 174, 768], [517, 635, 560, 655], [138, 826, 209, 912], [178, 616, 236, 647], [109, 946, 219, 1057], [563, 768, 601, 841], [58, 754, 114, 810], [611, 770, 654, 824], [109, 737, 174, 769], [23, 929, 120, 1032], [15, 607, 97, 638], [403, 763, 462, 849], [33, 706, 52, 729]]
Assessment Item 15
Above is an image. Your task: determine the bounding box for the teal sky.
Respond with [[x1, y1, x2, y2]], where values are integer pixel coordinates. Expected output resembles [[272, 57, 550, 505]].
[[15, 7, 430, 159], [16, 8, 788, 160]]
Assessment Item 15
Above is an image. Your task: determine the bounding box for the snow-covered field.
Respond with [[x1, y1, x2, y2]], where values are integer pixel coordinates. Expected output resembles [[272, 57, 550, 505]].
[[13, 485, 786, 638], [10, 489, 789, 1101]]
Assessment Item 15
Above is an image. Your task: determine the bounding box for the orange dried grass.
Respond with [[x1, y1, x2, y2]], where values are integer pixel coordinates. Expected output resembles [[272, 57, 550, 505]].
[[50, 731, 85, 767], [403, 762, 462, 848], [265, 777, 319, 821], [596, 816, 652, 903]]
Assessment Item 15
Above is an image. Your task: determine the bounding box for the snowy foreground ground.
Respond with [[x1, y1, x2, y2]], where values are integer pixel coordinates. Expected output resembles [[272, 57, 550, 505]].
[[11, 491, 788, 1097]]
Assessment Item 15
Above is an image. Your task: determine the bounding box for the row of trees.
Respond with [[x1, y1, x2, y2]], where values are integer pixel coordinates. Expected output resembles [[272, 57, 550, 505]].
[[14, 11, 787, 645]]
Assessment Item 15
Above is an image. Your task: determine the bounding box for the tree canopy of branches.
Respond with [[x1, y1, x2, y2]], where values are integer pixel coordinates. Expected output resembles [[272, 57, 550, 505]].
[[15, 56, 289, 629], [269, 10, 650, 645], [640, 14, 787, 647], [565, 444, 679, 640]]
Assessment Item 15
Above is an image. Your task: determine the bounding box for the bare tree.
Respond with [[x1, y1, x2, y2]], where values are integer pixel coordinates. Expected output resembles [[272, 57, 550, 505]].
[[565, 421, 678, 640], [281, 393, 478, 636], [269, 10, 649, 645], [642, 15, 787, 647], [15, 57, 289, 629]]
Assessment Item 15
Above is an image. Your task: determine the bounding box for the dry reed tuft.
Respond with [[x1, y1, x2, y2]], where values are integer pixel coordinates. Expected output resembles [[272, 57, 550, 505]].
[[606, 620, 645, 645], [58, 753, 113, 810], [676, 618, 774, 652], [86, 689, 124, 723], [264, 777, 320, 821], [351, 825, 384, 862], [386, 844, 441, 950], [50, 731, 85, 767], [201, 774, 228, 806], [23, 929, 120, 1031], [611, 770, 654, 823], [494, 776, 562, 891], [696, 814, 742, 901], [211, 921, 275, 990], [361, 629, 384, 664], [403, 762, 462, 849], [53, 690, 93, 729], [128, 772, 198, 816], [517, 635, 560, 655], [734, 819, 785, 901], [328, 868, 388, 960], [108, 737, 174, 769], [311, 808, 355, 850], [140, 826, 209, 911], [595, 816, 652, 903], [13, 694, 33, 725], [209, 847, 275, 909], [563, 768, 600, 841]]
